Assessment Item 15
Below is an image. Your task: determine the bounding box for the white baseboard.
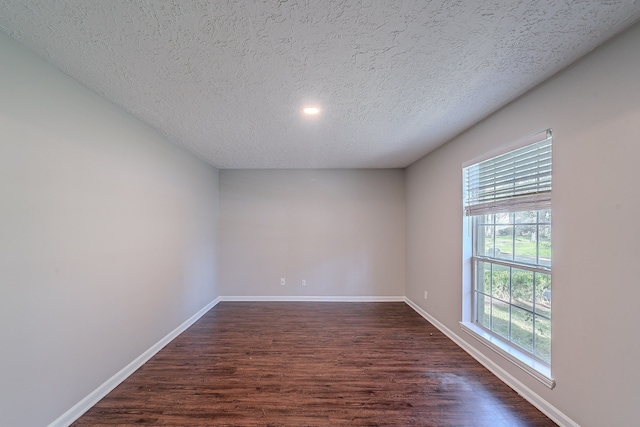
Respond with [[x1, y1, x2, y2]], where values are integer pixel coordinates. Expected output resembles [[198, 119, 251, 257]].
[[47, 297, 221, 427], [219, 295, 406, 302], [404, 298, 579, 427], [48, 296, 574, 426]]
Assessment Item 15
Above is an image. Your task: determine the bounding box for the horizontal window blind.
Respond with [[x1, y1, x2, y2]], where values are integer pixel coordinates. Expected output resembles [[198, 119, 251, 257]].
[[464, 130, 552, 216]]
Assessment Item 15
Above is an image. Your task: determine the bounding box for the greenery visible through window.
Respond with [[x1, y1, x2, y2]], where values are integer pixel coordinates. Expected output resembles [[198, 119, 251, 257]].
[[463, 130, 552, 373], [473, 210, 551, 363]]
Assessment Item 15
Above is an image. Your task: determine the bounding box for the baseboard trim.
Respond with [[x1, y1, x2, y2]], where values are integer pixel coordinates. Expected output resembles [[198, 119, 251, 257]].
[[47, 297, 222, 427], [404, 298, 579, 427], [219, 295, 406, 302], [48, 296, 575, 426]]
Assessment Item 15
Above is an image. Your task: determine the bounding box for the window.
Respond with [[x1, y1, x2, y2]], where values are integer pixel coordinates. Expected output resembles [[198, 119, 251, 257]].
[[461, 130, 554, 388]]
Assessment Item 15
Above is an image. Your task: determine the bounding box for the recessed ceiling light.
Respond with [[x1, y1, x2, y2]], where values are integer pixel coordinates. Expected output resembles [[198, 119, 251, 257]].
[[302, 106, 321, 116]]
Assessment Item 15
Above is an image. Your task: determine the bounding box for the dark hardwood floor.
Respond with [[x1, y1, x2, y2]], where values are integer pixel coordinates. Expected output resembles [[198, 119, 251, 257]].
[[73, 302, 556, 426]]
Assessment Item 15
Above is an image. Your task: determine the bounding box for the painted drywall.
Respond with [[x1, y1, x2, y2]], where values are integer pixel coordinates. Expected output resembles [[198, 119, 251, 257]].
[[406, 22, 640, 427], [219, 169, 405, 298], [0, 33, 219, 427]]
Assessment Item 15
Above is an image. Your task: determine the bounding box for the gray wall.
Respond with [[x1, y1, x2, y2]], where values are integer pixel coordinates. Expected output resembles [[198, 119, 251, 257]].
[[0, 33, 220, 426], [219, 169, 405, 298], [405, 22, 640, 427]]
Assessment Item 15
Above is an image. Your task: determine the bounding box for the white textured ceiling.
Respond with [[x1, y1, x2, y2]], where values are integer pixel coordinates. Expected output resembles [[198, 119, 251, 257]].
[[1, 1, 640, 169]]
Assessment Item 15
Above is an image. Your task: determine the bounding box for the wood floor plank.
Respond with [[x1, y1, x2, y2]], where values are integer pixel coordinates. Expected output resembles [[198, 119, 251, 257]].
[[72, 302, 556, 426]]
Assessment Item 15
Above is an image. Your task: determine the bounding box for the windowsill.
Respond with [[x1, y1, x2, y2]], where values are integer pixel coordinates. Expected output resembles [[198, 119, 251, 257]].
[[460, 321, 556, 389]]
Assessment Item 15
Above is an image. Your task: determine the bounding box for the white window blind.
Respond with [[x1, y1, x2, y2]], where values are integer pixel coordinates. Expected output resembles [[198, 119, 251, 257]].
[[464, 130, 552, 216]]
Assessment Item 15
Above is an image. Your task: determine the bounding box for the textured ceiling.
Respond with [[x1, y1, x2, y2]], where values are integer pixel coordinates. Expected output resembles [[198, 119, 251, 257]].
[[1, 1, 640, 169]]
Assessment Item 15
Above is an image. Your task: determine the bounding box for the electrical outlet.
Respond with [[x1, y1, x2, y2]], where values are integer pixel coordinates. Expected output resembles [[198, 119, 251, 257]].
[[281, 278, 285, 286], [424, 291, 428, 300], [302, 279, 307, 287]]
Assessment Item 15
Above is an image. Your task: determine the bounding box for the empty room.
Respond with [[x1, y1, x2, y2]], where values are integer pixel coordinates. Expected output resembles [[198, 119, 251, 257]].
[[2, 1, 640, 426]]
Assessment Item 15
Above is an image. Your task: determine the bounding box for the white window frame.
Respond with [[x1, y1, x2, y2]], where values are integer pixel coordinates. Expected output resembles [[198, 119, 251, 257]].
[[461, 130, 555, 389]]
